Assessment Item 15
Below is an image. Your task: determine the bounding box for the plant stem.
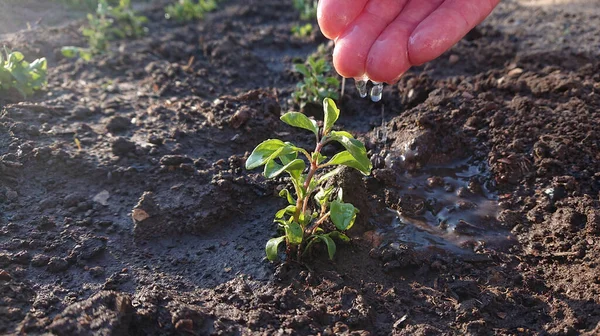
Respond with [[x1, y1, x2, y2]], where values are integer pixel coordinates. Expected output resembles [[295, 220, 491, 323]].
[[294, 142, 323, 223], [310, 212, 330, 235]]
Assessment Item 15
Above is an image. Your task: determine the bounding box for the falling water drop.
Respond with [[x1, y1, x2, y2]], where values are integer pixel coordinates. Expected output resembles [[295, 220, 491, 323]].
[[370, 82, 383, 102], [355, 78, 368, 98]]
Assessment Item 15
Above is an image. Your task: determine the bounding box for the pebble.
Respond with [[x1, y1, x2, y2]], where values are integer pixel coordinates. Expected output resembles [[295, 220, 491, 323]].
[[449, 54, 460, 65]]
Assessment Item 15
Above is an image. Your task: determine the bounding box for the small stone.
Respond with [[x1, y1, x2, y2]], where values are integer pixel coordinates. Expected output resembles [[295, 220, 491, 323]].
[[93, 190, 110, 206], [507, 68, 524, 77], [449, 54, 460, 65]]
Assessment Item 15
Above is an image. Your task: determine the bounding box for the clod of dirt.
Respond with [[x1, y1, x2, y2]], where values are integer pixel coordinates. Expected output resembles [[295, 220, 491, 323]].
[[0, 159, 22, 184], [111, 137, 136, 157], [159, 155, 193, 166], [0, 273, 35, 334], [106, 116, 132, 134], [30, 254, 50, 267], [68, 236, 107, 263], [72, 106, 94, 120], [47, 291, 133, 336], [47, 257, 69, 273], [132, 192, 163, 239], [324, 167, 379, 234], [229, 105, 252, 129], [377, 117, 468, 173], [0, 269, 11, 280]]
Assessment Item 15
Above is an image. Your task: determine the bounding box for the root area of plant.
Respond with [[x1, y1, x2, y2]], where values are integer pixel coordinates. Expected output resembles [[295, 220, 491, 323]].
[[1, 0, 599, 335]]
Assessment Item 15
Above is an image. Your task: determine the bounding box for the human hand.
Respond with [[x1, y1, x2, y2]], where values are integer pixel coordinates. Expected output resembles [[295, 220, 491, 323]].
[[318, 0, 500, 84]]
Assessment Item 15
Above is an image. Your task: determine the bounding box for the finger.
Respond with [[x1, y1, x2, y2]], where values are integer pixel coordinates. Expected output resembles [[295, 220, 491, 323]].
[[408, 0, 500, 65], [332, 0, 409, 79], [317, 0, 368, 40], [365, 0, 444, 83]]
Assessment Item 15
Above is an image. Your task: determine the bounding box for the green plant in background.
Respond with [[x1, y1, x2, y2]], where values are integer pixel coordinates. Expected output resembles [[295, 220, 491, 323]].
[[291, 23, 313, 38], [292, 0, 317, 21], [108, 0, 148, 38], [292, 55, 340, 109], [165, 0, 217, 22], [62, 0, 148, 61], [0, 48, 47, 98], [59, 0, 119, 10], [246, 98, 372, 262]]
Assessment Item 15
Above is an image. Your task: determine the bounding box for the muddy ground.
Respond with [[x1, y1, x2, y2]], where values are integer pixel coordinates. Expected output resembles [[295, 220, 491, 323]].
[[1, 0, 599, 335]]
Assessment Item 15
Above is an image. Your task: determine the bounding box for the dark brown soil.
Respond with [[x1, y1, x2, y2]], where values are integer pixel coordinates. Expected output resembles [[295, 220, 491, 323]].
[[1, 0, 599, 335]]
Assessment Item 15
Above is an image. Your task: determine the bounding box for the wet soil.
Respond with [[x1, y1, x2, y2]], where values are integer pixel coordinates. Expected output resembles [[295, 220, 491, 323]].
[[1, 0, 599, 335]]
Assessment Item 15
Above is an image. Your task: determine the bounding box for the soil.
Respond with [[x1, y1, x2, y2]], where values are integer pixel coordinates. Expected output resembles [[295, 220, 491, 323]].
[[1, 0, 599, 335]]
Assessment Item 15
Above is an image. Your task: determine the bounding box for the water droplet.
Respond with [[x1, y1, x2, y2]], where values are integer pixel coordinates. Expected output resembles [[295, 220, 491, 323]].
[[370, 82, 383, 102], [355, 79, 368, 98]]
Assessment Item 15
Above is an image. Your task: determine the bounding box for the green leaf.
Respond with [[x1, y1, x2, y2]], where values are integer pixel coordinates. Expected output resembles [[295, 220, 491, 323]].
[[329, 130, 354, 139], [324, 151, 371, 175], [318, 235, 336, 260], [280, 112, 319, 136], [279, 189, 295, 205], [325, 77, 340, 86], [279, 152, 297, 165], [330, 200, 358, 231], [79, 49, 94, 62], [323, 98, 339, 134], [275, 205, 296, 219], [266, 236, 286, 261], [312, 152, 326, 165], [285, 222, 303, 245], [327, 132, 372, 175], [264, 158, 305, 180], [246, 139, 286, 170], [328, 231, 351, 243], [61, 47, 79, 58], [314, 186, 334, 207], [294, 63, 310, 77]]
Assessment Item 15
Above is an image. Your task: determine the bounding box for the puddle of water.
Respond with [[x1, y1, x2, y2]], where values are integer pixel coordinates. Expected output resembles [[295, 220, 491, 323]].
[[372, 158, 514, 253]]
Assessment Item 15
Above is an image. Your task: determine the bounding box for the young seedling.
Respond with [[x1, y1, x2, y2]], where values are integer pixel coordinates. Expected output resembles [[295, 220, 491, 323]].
[[291, 23, 313, 38], [0, 48, 47, 98], [165, 0, 217, 22], [246, 98, 372, 262], [292, 54, 340, 109], [292, 0, 317, 21], [62, 0, 148, 61]]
